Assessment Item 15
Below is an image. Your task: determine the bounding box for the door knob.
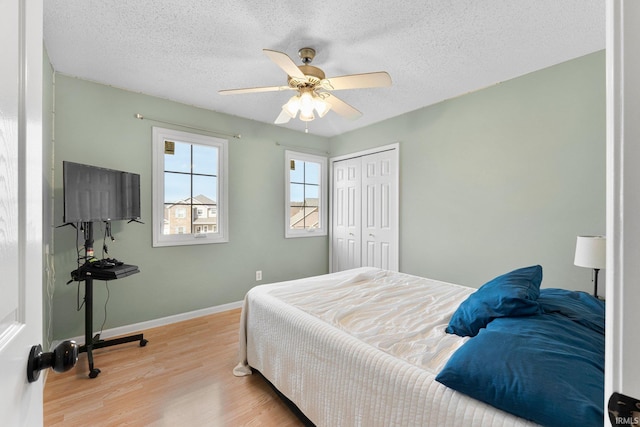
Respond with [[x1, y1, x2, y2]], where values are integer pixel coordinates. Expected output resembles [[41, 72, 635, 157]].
[[27, 340, 78, 383]]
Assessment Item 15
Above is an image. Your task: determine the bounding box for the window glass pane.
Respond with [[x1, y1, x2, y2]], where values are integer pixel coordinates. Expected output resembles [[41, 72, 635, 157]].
[[305, 161, 320, 185], [290, 206, 319, 229], [304, 184, 319, 203], [193, 206, 217, 234], [163, 203, 192, 235], [305, 207, 319, 229], [289, 205, 305, 229], [193, 145, 218, 175], [164, 172, 191, 203], [192, 175, 217, 204], [290, 183, 304, 203], [290, 160, 305, 183], [164, 141, 191, 173]]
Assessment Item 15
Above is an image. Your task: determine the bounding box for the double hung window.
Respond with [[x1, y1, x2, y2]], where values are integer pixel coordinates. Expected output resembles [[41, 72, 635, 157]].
[[285, 150, 327, 238], [152, 127, 228, 246]]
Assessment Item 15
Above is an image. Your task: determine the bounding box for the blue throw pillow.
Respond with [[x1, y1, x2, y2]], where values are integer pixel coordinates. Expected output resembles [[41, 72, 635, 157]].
[[436, 314, 604, 427], [446, 265, 543, 337]]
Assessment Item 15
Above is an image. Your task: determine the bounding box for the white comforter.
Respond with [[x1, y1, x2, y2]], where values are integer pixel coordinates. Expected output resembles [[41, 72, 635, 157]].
[[234, 267, 538, 427]]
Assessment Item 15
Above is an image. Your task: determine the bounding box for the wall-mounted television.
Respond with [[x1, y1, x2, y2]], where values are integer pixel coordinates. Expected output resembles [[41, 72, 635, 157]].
[[63, 161, 141, 223]]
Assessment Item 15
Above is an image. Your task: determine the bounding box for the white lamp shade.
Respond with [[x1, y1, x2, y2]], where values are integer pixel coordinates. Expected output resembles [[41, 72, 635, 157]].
[[314, 96, 331, 118], [574, 235, 606, 269], [282, 95, 300, 118], [299, 92, 315, 116], [299, 110, 315, 121]]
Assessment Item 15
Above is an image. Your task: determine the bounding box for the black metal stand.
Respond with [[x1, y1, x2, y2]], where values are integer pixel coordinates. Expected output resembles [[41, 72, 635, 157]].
[[593, 268, 600, 297], [75, 222, 148, 379]]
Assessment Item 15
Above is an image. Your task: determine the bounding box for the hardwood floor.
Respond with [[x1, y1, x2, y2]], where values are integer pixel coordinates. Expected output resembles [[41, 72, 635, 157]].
[[44, 308, 305, 426]]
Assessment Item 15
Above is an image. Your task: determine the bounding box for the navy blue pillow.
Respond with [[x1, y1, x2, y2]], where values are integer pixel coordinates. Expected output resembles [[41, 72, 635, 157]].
[[436, 314, 604, 427], [446, 265, 543, 337]]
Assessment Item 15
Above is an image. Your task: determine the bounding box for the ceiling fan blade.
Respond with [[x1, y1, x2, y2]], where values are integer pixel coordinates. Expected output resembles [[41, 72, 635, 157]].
[[323, 93, 362, 120], [219, 85, 291, 95], [275, 109, 292, 124], [263, 49, 307, 80], [324, 72, 392, 91]]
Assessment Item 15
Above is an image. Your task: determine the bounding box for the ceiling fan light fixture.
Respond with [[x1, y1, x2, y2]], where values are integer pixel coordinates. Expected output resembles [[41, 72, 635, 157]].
[[299, 91, 315, 116], [282, 95, 300, 118], [299, 110, 315, 122], [314, 96, 331, 118], [220, 47, 391, 127]]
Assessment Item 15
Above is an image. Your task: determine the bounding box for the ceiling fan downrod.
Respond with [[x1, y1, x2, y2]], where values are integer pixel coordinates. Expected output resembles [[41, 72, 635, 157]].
[[298, 47, 316, 65]]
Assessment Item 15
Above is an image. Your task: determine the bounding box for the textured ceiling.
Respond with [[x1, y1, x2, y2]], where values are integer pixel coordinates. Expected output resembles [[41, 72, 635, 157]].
[[43, 0, 605, 137]]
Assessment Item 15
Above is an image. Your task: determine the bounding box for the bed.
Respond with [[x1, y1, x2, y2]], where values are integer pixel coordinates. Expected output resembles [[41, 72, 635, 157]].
[[234, 266, 605, 427]]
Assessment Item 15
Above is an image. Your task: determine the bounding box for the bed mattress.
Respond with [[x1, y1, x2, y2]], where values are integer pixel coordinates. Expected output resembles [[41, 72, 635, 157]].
[[234, 267, 538, 426]]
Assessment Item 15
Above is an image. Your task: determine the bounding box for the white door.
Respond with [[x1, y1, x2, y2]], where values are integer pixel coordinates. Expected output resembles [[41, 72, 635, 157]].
[[332, 157, 361, 271], [331, 145, 399, 272], [0, 0, 44, 425], [361, 150, 398, 271]]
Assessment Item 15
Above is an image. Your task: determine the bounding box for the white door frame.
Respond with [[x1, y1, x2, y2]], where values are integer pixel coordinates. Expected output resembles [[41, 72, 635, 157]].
[[329, 143, 400, 273], [605, 0, 640, 412]]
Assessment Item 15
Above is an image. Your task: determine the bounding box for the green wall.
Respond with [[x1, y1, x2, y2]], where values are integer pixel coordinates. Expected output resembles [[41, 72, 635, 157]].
[[330, 51, 606, 290], [52, 76, 329, 340], [51, 50, 606, 340]]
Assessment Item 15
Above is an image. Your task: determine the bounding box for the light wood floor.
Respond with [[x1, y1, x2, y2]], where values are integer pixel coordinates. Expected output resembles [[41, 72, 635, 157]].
[[44, 308, 305, 426]]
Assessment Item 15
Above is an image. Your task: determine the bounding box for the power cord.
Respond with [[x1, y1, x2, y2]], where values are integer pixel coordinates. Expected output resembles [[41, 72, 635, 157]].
[[70, 221, 115, 324], [74, 223, 85, 311], [98, 281, 110, 338]]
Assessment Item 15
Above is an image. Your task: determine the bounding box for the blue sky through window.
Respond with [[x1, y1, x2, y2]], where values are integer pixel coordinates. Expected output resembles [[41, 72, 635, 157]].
[[290, 160, 320, 203], [164, 141, 218, 203]]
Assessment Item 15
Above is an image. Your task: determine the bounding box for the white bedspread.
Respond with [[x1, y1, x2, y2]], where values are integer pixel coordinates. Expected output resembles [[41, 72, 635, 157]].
[[234, 267, 538, 427]]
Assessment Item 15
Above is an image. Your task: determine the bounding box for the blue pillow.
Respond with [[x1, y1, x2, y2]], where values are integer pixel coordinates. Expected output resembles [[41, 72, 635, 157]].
[[446, 265, 543, 337], [538, 288, 605, 335], [436, 314, 604, 427]]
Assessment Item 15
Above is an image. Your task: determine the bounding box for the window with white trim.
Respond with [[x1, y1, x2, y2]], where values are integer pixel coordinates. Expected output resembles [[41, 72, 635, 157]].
[[285, 150, 327, 238], [152, 127, 228, 247]]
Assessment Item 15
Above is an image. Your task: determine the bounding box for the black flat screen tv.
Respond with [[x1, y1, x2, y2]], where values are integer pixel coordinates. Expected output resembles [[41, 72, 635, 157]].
[[63, 161, 141, 223]]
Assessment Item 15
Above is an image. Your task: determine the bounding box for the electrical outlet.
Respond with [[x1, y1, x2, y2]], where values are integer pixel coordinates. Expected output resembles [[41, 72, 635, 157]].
[[256, 270, 262, 281]]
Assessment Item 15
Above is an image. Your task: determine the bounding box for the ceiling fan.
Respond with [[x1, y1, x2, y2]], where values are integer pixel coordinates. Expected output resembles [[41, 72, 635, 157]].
[[219, 47, 392, 124]]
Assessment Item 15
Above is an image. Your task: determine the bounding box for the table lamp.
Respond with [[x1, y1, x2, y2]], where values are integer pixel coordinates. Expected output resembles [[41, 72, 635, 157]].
[[574, 235, 606, 297]]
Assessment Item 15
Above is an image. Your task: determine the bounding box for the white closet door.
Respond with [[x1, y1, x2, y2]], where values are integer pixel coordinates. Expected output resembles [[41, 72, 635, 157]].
[[361, 150, 398, 271], [331, 157, 361, 271], [331, 145, 398, 273]]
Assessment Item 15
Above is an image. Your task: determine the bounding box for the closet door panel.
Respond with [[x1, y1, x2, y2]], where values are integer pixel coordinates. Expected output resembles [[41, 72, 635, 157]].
[[361, 150, 398, 271], [331, 158, 361, 272]]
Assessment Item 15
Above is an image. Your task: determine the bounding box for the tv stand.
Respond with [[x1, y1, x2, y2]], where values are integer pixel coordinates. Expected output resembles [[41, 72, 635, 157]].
[[73, 222, 148, 379]]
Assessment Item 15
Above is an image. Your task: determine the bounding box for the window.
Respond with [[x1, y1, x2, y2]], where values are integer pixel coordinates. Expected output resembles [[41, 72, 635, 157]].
[[285, 150, 327, 238], [152, 127, 228, 246]]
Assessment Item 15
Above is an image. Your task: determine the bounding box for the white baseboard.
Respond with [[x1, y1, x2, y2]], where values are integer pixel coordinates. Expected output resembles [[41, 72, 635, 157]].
[[51, 300, 243, 351]]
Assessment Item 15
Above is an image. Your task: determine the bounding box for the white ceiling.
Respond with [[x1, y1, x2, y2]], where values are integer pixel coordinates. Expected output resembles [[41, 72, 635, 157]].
[[43, 0, 605, 138]]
